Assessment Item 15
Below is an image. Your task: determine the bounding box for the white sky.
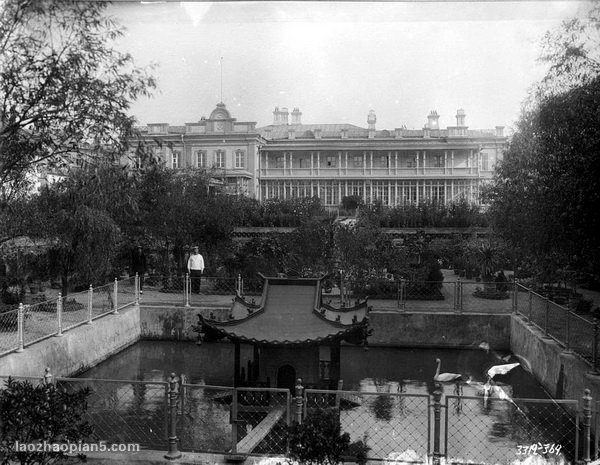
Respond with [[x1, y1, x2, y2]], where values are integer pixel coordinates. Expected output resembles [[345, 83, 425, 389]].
[[109, 1, 590, 131]]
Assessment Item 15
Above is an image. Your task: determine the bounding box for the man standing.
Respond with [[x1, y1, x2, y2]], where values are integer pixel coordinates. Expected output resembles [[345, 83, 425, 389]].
[[131, 245, 147, 294], [187, 246, 205, 293]]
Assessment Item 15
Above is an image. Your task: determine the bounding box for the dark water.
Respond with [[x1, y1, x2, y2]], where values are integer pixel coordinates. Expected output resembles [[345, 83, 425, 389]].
[[78, 341, 575, 464], [80, 341, 549, 398]]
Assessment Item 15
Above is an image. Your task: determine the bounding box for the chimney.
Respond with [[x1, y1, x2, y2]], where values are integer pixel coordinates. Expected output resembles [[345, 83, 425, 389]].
[[423, 126, 431, 138], [314, 128, 322, 139], [427, 110, 440, 130], [273, 107, 280, 125], [456, 109, 466, 127], [264, 128, 272, 139], [341, 128, 348, 139], [281, 107, 289, 125], [288, 128, 295, 139], [394, 128, 403, 138], [367, 110, 376, 139], [291, 107, 302, 124], [495, 126, 504, 137]]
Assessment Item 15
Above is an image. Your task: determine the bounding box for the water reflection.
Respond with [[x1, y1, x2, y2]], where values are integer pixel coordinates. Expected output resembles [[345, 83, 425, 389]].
[[78, 341, 573, 462]]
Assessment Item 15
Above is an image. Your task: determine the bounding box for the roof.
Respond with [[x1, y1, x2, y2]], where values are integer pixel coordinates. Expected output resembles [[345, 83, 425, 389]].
[[198, 276, 370, 345]]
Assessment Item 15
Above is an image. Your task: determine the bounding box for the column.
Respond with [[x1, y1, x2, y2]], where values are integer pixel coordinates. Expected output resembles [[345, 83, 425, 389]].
[[469, 150, 473, 175], [345, 152, 348, 174], [363, 151, 366, 176], [289, 151, 293, 175], [416, 180, 420, 205], [283, 151, 286, 171], [265, 152, 269, 170], [416, 151, 420, 173], [394, 152, 398, 175], [370, 151, 373, 174], [444, 151, 448, 175], [451, 151, 454, 175], [317, 151, 320, 176], [477, 150, 481, 175], [310, 151, 314, 176], [395, 180, 398, 206], [338, 151, 342, 176], [362, 180, 367, 203], [423, 151, 427, 175]]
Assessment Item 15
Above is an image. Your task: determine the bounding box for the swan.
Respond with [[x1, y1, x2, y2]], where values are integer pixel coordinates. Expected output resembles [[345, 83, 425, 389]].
[[487, 362, 520, 379], [434, 358, 463, 382]]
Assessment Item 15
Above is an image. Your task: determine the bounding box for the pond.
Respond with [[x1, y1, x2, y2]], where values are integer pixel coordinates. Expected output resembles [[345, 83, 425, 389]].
[[76, 341, 576, 464]]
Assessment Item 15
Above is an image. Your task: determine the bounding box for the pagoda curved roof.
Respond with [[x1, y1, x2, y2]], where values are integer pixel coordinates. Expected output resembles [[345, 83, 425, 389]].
[[199, 276, 370, 345]]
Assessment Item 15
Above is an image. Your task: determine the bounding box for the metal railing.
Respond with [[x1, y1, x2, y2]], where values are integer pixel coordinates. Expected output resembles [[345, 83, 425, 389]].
[[513, 282, 598, 371], [0, 277, 137, 357], [2, 371, 598, 464]]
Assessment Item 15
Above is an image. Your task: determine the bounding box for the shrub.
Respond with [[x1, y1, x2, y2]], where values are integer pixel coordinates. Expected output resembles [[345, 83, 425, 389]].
[[287, 409, 350, 465], [371, 394, 394, 421], [0, 377, 92, 464]]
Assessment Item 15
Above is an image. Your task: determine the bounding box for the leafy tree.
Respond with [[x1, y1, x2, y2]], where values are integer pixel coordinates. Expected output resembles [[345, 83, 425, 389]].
[[0, 377, 92, 465], [535, 1, 600, 99], [287, 409, 351, 465], [486, 76, 600, 282], [0, 0, 155, 203], [27, 165, 139, 294]]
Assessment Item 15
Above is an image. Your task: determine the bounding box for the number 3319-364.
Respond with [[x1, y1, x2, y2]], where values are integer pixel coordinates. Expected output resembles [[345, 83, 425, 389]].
[[517, 443, 562, 455]]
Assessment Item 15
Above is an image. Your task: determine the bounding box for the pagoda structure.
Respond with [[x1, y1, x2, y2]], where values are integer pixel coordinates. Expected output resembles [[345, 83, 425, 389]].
[[194, 274, 371, 390]]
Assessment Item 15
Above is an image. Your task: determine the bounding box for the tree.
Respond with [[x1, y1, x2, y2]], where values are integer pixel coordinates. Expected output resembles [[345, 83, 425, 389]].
[[0, 377, 92, 465], [486, 76, 600, 282], [534, 1, 600, 99], [0, 0, 155, 203], [287, 409, 351, 465]]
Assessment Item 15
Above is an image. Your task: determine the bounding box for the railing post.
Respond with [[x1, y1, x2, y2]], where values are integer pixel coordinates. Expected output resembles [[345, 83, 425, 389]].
[[583, 388, 593, 464], [294, 378, 304, 424], [231, 388, 239, 454], [454, 279, 463, 313], [512, 280, 518, 313], [87, 285, 93, 324], [56, 292, 63, 337], [398, 279, 406, 312], [16, 303, 24, 352], [544, 297, 550, 338], [593, 320, 599, 374], [135, 273, 140, 304], [527, 289, 533, 325], [184, 273, 190, 307], [237, 274, 242, 295], [42, 367, 53, 386], [112, 278, 118, 314], [432, 382, 443, 465], [165, 373, 181, 460], [565, 302, 571, 352]]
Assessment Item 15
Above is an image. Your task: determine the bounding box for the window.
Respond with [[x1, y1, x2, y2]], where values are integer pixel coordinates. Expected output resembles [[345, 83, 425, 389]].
[[326, 156, 337, 168], [481, 153, 489, 171], [214, 150, 225, 168], [235, 150, 245, 169], [380, 156, 389, 168], [353, 155, 362, 168], [407, 156, 417, 168], [275, 156, 284, 168], [192, 150, 207, 168], [433, 155, 443, 168], [171, 151, 181, 169]]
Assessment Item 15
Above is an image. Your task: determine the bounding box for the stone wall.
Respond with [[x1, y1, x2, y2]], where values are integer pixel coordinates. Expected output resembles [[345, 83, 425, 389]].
[[510, 315, 600, 401], [0, 305, 141, 378], [140, 306, 230, 341], [369, 311, 511, 349]]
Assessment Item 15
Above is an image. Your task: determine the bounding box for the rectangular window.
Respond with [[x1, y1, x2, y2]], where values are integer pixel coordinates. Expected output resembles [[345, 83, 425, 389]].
[[235, 150, 245, 169], [215, 150, 225, 168], [326, 156, 337, 168], [275, 156, 284, 168], [353, 155, 362, 168], [380, 156, 389, 168], [171, 151, 180, 169], [433, 155, 443, 168], [407, 156, 417, 168], [193, 150, 207, 168], [481, 153, 489, 171]]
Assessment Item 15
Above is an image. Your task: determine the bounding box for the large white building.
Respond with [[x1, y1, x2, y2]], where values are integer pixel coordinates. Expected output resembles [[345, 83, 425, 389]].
[[136, 103, 507, 207]]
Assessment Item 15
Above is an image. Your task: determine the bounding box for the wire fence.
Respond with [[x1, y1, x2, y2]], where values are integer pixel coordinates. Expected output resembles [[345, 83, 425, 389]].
[[0, 278, 137, 357], [513, 283, 598, 370], [1, 373, 597, 464]]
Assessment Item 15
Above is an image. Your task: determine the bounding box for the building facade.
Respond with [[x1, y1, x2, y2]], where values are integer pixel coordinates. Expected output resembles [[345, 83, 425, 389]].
[[137, 103, 507, 207]]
